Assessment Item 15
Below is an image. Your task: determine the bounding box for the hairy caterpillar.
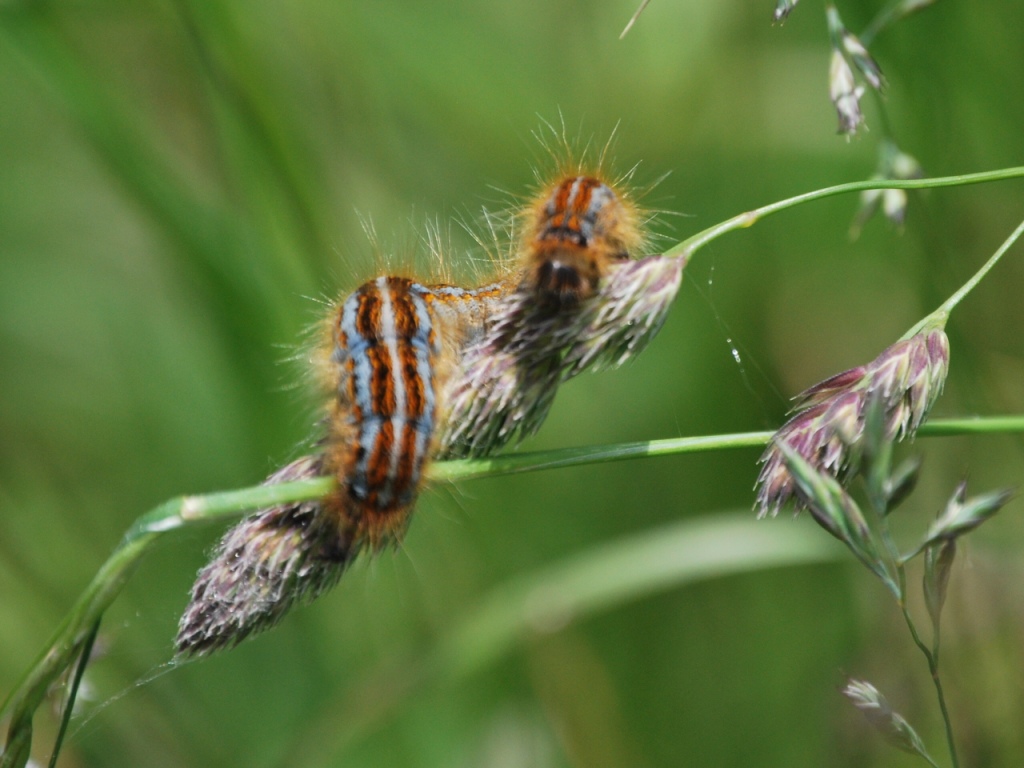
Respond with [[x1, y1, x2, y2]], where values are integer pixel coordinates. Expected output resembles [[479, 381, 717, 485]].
[[176, 169, 684, 656]]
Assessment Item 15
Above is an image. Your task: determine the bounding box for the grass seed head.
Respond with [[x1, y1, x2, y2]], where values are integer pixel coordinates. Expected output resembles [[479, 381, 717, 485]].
[[756, 327, 949, 518], [176, 456, 353, 657]]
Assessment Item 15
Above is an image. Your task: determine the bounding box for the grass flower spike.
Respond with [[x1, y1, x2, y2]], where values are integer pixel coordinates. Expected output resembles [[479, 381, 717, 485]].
[[852, 141, 925, 236], [842, 679, 934, 762], [925, 480, 1014, 545], [838, 28, 884, 92], [829, 49, 865, 135], [176, 457, 349, 655], [756, 323, 949, 518], [440, 172, 684, 458], [826, 4, 884, 136], [440, 254, 684, 458]]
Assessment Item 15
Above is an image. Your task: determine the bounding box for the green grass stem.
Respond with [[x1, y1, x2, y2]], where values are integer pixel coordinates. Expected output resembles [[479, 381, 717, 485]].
[[666, 167, 1024, 263]]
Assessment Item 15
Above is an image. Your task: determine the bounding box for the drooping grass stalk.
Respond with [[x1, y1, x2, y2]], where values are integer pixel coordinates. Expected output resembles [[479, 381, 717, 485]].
[[0, 477, 330, 764], [665, 167, 1024, 262]]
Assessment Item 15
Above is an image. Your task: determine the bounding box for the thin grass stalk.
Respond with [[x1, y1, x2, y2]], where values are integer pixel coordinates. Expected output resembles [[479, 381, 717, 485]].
[[47, 620, 98, 768], [432, 417, 1024, 482], [894, 563, 960, 768], [931, 217, 1024, 316], [666, 167, 1024, 261], [871, 480, 961, 767]]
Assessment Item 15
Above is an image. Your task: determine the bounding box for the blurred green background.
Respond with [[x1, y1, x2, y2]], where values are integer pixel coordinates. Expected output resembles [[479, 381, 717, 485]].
[[3, 0, 1024, 765]]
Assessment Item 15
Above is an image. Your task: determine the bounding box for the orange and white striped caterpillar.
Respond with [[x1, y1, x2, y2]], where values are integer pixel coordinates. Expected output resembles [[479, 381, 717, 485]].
[[176, 169, 684, 656]]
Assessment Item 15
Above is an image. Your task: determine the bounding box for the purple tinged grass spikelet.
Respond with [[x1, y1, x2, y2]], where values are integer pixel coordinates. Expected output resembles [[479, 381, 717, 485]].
[[562, 255, 684, 375], [756, 326, 950, 518], [176, 275, 514, 657], [413, 166, 670, 461], [439, 254, 684, 459], [176, 456, 351, 656], [440, 171, 682, 459]]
